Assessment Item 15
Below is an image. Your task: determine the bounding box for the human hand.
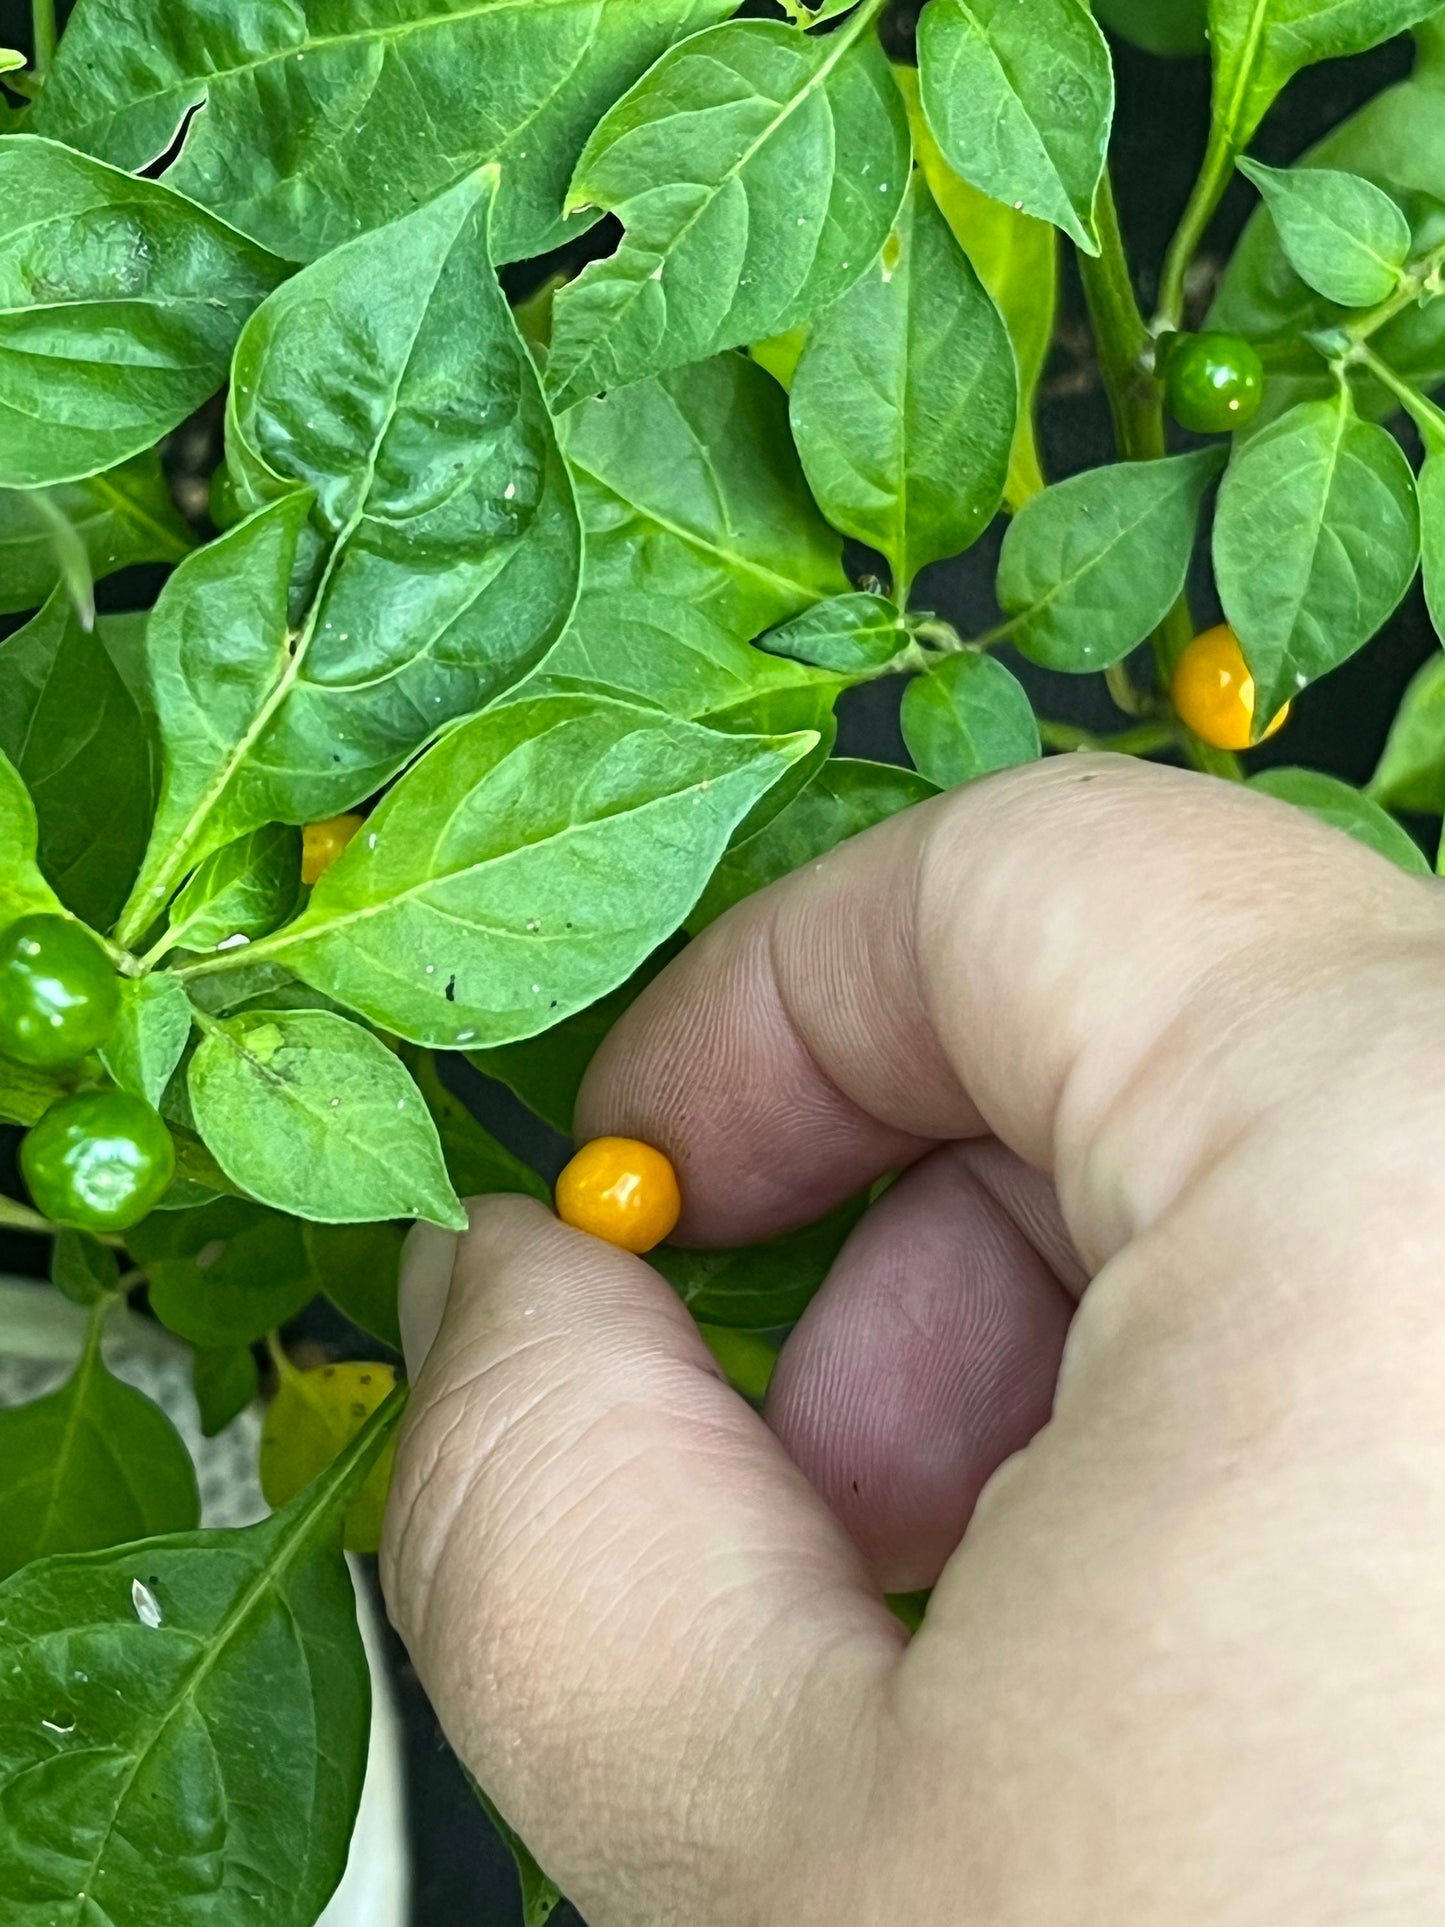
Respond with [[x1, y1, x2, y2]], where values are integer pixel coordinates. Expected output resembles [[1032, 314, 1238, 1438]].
[[382, 756, 1445, 1926]]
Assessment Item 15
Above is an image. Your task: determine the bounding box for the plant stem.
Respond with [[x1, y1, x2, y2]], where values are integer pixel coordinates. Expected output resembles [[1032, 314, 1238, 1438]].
[[1350, 342, 1445, 449], [1078, 174, 1165, 462], [1155, 123, 1236, 335], [1038, 719, 1179, 756], [0, 1193, 54, 1235], [1344, 238, 1445, 347], [30, 0, 55, 75]]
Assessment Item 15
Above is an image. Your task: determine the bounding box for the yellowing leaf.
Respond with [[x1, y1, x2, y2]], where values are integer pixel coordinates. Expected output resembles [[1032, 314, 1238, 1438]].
[[260, 1358, 399, 1555]]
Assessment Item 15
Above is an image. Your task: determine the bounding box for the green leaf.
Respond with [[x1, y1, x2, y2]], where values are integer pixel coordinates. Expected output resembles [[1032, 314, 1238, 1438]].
[[193, 1345, 260, 1438], [1237, 159, 1410, 309], [469, 1776, 565, 1927], [652, 1194, 868, 1327], [253, 695, 814, 1049], [917, 0, 1114, 254], [303, 1223, 407, 1354], [0, 136, 283, 490], [129, 1197, 319, 1348], [34, 0, 733, 267], [1249, 767, 1430, 872], [0, 587, 154, 928], [0, 454, 190, 618], [789, 173, 1017, 595], [0, 1392, 395, 1927], [469, 938, 686, 1136], [0, 1058, 67, 1129], [51, 1231, 121, 1307], [1094, 0, 1208, 54], [546, 14, 910, 412], [999, 449, 1226, 671], [689, 757, 936, 930], [122, 167, 580, 944], [560, 352, 849, 640], [411, 1053, 548, 1202], [1207, 0, 1439, 159], [1214, 392, 1421, 721], [0, 747, 64, 922], [758, 594, 910, 674], [0, 1315, 199, 1582], [1418, 442, 1445, 643], [189, 1009, 466, 1230], [1369, 650, 1445, 812], [166, 825, 303, 959], [899, 61, 1056, 510], [100, 973, 193, 1108], [901, 652, 1040, 787]]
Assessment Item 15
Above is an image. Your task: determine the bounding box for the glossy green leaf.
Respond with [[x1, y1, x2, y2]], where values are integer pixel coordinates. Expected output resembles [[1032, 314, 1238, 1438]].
[[917, 0, 1114, 254], [1094, 0, 1208, 54], [50, 1231, 121, 1307], [411, 1053, 547, 1202], [0, 588, 154, 928], [100, 973, 193, 1108], [469, 938, 686, 1136], [0, 748, 64, 922], [1214, 392, 1420, 721], [129, 1197, 319, 1348], [1250, 767, 1430, 872], [1237, 159, 1410, 309], [0, 136, 283, 490], [121, 169, 580, 946], [35, 0, 732, 267], [189, 1008, 466, 1230], [303, 1223, 407, 1354], [790, 174, 1017, 595], [652, 1194, 869, 1327], [0, 1316, 199, 1582], [1206, 0, 1438, 159], [901, 652, 1040, 787], [690, 757, 936, 930], [193, 1345, 260, 1438], [0, 454, 192, 618], [1369, 650, 1445, 812], [759, 594, 910, 674], [546, 15, 910, 411], [0, 1394, 393, 1927], [250, 695, 813, 1048], [559, 352, 848, 640], [999, 448, 1226, 671], [166, 825, 303, 959], [1418, 443, 1445, 643], [899, 61, 1055, 510]]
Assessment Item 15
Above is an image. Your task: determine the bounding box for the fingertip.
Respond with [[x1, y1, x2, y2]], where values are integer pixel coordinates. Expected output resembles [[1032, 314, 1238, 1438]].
[[398, 1220, 458, 1377]]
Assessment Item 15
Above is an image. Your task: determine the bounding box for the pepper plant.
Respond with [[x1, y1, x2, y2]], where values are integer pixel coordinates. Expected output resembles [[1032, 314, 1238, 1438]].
[[2, 0, 1444, 1918]]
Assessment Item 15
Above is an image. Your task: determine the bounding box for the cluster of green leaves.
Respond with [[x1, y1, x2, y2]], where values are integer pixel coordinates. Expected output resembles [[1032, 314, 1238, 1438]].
[[3, 0, 1445, 1919]]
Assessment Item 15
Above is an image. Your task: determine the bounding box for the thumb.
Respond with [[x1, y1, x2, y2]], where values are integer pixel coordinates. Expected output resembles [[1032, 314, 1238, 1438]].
[[381, 1196, 902, 1926]]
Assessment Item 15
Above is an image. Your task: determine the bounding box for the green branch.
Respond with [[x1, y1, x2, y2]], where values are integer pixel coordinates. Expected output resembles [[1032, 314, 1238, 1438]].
[[30, 0, 55, 75], [1077, 174, 1165, 463], [1155, 123, 1237, 335]]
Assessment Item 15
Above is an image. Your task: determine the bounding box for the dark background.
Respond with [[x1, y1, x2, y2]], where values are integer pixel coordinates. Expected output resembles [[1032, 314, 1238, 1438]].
[[0, 6, 1436, 1920]]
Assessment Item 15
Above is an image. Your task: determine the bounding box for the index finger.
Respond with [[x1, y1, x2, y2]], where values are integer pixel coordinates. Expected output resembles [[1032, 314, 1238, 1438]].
[[577, 755, 1434, 1256]]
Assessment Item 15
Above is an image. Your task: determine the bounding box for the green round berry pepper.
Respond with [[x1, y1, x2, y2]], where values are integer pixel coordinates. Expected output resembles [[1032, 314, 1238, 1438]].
[[22, 1090, 176, 1231], [1162, 331, 1265, 434], [0, 914, 120, 1068]]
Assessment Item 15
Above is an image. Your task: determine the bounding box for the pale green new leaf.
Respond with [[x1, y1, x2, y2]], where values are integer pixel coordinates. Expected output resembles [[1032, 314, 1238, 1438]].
[[1250, 767, 1430, 872], [0, 137, 283, 490], [1369, 651, 1445, 812], [0, 1320, 199, 1583], [34, 0, 733, 267], [167, 826, 303, 957], [0, 749, 64, 922], [0, 1398, 392, 1927], [790, 174, 1017, 595], [917, 0, 1114, 254], [547, 15, 910, 411], [1238, 158, 1410, 308], [0, 588, 154, 928], [254, 696, 814, 1048], [189, 1009, 467, 1229], [758, 594, 910, 674], [1214, 392, 1420, 721], [998, 449, 1225, 670], [100, 973, 193, 1107], [1207, 0, 1439, 158], [901, 652, 1040, 787]]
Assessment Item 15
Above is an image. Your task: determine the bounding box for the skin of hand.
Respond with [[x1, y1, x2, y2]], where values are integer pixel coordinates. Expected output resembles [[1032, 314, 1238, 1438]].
[[381, 756, 1445, 1927]]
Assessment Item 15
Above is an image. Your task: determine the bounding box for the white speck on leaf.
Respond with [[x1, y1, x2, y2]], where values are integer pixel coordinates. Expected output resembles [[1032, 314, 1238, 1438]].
[[40, 1717, 75, 1736], [131, 1580, 162, 1628], [214, 932, 249, 952]]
